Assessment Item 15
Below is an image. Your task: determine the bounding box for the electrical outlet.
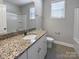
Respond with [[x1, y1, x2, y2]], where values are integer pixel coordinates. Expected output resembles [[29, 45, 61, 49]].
[[54, 32, 61, 35]]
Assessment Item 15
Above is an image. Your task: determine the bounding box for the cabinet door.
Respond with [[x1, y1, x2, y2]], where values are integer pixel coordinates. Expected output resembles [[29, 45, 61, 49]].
[[18, 51, 28, 59], [39, 34, 47, 59], [42, 34, 47, 57], [28, 42, 39, 59], [0, 5, 7, 34], [28, 34, 47, 59]]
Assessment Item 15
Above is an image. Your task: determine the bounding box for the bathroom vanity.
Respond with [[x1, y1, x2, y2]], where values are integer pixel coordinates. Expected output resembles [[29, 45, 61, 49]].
[[0, 30, 47, 59], [18, 32, 47, 59]]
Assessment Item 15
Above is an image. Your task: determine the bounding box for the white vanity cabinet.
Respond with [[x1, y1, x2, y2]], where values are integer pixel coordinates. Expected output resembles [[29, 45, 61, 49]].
[[18, 51, 28, 59], [0, 5, 7, 34], [18, 34, 47, 59], [28, 34, 47, 59]]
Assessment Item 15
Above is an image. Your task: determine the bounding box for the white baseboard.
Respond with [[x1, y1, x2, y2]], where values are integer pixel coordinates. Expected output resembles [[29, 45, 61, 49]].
[[53, 40, 74, 48]]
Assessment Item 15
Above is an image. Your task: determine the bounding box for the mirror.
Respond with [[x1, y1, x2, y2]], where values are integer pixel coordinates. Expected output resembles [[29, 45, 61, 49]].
[[1, 0, 36, 34], [21, 2, 36, 31]]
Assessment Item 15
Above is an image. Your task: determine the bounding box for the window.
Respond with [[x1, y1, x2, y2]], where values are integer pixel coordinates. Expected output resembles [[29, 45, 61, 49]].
[[51, 1, 65, 18], [30, 7, 35, 19]]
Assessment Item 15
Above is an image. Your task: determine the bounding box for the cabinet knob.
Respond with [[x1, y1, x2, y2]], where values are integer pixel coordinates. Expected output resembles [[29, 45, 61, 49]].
[[4, 28, 7, 30], [38, 48, 41, 53]]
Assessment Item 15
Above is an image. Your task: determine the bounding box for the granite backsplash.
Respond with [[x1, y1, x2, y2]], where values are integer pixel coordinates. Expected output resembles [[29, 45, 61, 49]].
[[0, 28, 36, 40]]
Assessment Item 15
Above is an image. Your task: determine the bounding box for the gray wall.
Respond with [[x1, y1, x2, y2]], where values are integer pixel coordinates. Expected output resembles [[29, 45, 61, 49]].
[[43, 0, 79, 44], [0, 0, 3, 4]]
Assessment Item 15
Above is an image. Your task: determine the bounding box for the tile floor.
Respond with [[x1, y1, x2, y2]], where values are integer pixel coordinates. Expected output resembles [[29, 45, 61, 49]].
[[45, 44, 79, 59]]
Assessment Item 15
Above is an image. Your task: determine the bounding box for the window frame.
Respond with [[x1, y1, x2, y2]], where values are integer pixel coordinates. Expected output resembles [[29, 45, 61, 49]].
[[51, 0, 65, 18], [29, 7, 36, 19]]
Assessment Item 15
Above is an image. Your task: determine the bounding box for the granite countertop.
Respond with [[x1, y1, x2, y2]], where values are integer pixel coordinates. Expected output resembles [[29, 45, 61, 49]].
[[0, 30, 46, 59]]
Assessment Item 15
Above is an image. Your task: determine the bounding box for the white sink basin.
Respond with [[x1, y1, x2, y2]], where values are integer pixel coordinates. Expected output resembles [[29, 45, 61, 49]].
[[23, 34, 37, 43]]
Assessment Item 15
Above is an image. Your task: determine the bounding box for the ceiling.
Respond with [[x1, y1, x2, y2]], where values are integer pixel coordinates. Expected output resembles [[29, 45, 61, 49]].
[[6, 0, 34, 5]]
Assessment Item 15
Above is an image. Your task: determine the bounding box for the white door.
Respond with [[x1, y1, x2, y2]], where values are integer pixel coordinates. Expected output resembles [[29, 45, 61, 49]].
[[74, 8, 79, 39], [74, 8, 79, 55], [0, 5, 7, 34]]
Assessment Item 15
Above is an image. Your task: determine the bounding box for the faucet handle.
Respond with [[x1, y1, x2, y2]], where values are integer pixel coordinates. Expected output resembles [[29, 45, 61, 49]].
[[24, 31, 27, 36]]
